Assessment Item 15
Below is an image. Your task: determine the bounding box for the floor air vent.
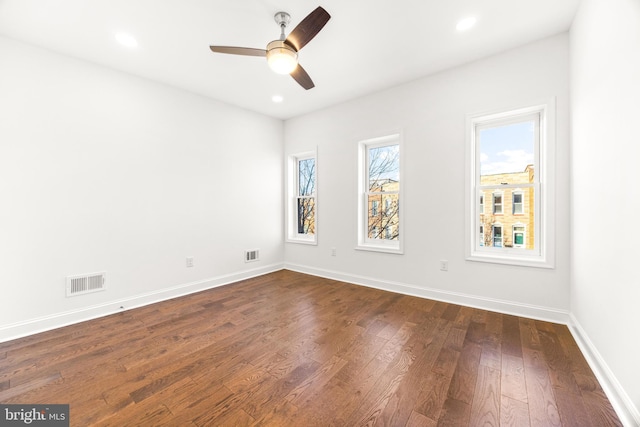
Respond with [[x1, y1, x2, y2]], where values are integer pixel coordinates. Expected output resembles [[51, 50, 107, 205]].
[[245, 249, 259, 263], [66, 272, 106, 297]]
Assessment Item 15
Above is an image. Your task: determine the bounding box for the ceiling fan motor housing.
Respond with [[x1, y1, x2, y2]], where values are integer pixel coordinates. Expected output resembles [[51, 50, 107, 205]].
[[266, 40, 298, 74]]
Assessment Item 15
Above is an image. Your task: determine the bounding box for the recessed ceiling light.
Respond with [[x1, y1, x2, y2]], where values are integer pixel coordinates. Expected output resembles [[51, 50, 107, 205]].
[[115, 32, 138, 48], [272, 95, 284, 103], [456, 17, 477, 32]]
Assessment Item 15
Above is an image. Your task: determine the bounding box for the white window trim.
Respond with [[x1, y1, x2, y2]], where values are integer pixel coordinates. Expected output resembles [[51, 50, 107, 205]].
[[286, 150, 317, 245], [357, 133, 404, 254], [465, 100, 556, 268]]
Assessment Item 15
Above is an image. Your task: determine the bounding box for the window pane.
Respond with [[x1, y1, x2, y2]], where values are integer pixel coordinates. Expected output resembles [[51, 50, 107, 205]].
[[513, 193, 523, 214], [298, 158, 315, 197], [493, 194, 503, 214], [368, 194, 399, 241], [297, 197, 315, 235], [479, 120, 535, 184], [493, 225, 502, 248], [478, 189, 535, 250], [368, 144, 399, 190], [513, 225, 525, 246]]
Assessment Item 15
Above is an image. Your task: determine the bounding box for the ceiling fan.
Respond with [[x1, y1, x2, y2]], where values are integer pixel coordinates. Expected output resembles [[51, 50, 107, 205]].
[[209, 6, 331, 90]]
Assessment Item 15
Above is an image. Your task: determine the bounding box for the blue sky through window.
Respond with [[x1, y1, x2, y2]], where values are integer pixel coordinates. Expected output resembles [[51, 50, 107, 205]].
[[369, 145, 399, 182], [479, 121, 534, 175]]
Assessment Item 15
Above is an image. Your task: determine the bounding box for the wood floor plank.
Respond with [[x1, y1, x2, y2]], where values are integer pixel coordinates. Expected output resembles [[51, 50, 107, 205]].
[[519, 318, 542, 350], [415, 372, 452, 421], [0, 270, 622, 426], [346, 348, 415, 426], [407, 410, 437, 427], [283, 355, 347, 405], [447, 341, 482, 404], [500, 395, 530, 427], [502, 314, 524, 357], [581, 388, 624, 427], [538, 328, 582, 396], [437, 397, 471, 426], [373, 317, 444, 426], [501, 353, 528, 402], [554, 387, 593, 427], [469, 365, 501, 427], [523, 350, 562, 427]]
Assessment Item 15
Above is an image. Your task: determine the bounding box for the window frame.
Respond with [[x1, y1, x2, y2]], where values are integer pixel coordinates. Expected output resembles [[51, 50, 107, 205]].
[[465, 101, 556, 268], [286, 150, 317, 245], [357, 133, 404, 254]]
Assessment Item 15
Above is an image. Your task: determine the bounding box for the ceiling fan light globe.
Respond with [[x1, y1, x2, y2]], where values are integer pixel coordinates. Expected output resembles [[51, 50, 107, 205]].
[[266, 41, 298, 74]]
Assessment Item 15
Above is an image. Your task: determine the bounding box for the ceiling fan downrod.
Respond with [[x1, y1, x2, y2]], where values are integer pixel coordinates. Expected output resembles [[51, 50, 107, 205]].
[[274, 11, 291, 40]]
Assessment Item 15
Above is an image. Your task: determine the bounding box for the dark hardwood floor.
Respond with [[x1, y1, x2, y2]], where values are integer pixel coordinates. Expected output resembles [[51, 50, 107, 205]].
[[0, 270, 621, 426]]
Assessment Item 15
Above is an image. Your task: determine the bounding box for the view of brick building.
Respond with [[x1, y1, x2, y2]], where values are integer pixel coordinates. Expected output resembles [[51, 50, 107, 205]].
[[367, 178, 399, 240], [479, 165, 534, 249]]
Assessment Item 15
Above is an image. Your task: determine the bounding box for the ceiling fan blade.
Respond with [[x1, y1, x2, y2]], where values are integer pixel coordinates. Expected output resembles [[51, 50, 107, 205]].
[[284, 6, 331, 52], [290, 64, 315, 90], [209, 46, 266, 57]]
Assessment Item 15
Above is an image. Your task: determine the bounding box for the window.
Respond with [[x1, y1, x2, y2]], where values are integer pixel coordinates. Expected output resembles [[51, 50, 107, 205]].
[[466, 101, 555, 268], [357, 134, 403, 253], [513, 191, 524, 214], [493, 192, 503, 214], [513, 225, 526, 248], [384, 197, 392, 216], [286, 151, 317, 244], [492, 224, 503, 248], [371, 200, 379, 216]]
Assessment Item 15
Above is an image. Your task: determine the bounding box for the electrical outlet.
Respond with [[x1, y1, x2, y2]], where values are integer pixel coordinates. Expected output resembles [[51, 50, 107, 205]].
[[186, 257, 194, 268], [440, 260, 448, 271]]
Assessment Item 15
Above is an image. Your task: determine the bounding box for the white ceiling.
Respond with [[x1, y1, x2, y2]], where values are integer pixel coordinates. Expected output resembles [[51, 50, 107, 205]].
[[0, 0, 580, 120]]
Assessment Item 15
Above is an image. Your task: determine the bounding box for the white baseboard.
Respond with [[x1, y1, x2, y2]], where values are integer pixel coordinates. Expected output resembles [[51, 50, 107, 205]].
[[284, 263, 570, 324], [568, 314, 640, 427], [0, 263, 284, 343]]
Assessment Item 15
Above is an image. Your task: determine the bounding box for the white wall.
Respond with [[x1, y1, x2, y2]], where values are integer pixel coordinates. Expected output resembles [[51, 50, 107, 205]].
[[570, 0, 640, 424], [0, 36, 284, 340], [284, 34, 571, 319]]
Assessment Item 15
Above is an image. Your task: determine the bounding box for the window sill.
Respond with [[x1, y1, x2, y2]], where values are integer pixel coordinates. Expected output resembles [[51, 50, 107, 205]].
[[286, 237, 317, 246], [355, 243, 403, 255], [466, 252, 553, 269]]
